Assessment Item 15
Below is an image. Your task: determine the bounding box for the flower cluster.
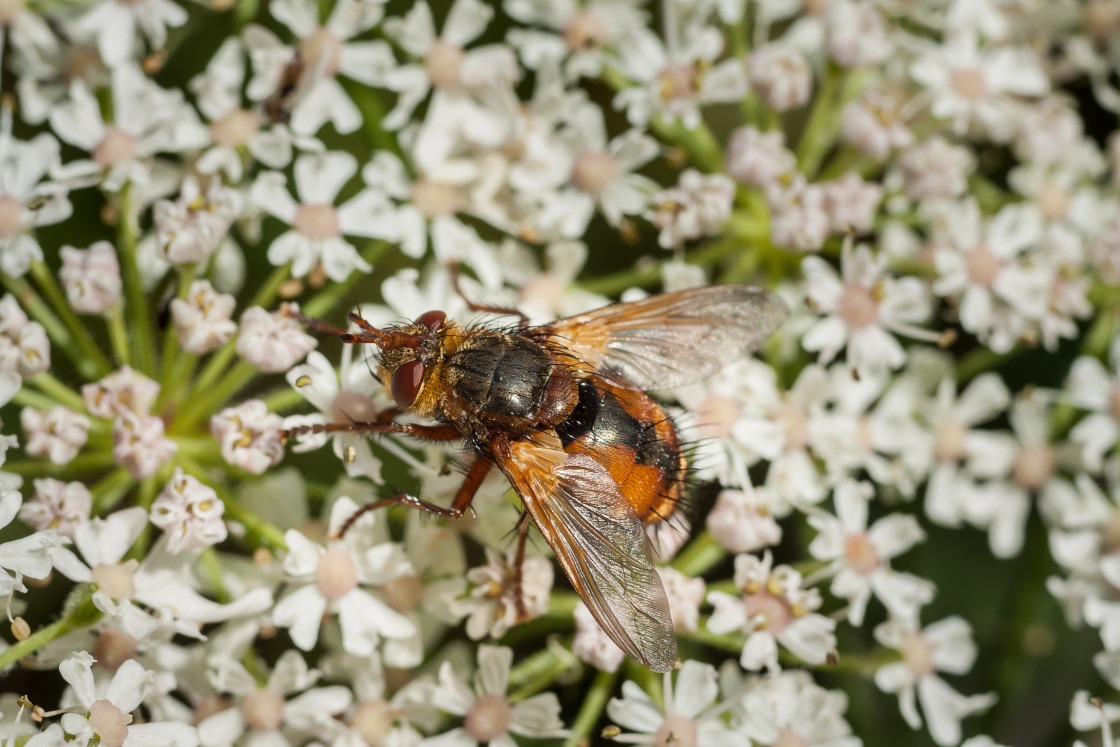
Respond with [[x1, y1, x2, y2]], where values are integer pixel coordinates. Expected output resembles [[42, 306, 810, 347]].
[[1, 0, 1119, 744]]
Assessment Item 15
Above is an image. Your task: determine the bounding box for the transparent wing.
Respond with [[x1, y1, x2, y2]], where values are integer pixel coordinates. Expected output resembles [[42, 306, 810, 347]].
[[533, 285, 788, 389], [493, 435, 677, 672]]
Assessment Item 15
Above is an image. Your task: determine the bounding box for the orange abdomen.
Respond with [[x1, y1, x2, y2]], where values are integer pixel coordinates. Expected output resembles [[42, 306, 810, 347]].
[[554, 376, 686, 525]]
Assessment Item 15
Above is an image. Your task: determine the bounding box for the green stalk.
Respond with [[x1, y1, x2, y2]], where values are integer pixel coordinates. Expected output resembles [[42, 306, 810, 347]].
[[0, 617, 74, 671], [302, 241, 391, 318], [579, 234, 744, 295], [90, 467, 135, 513], [259, 386, 307, 414], [116, 184, 155, 375], [106, 305, 132, 367], [563, 670, 618, 747], [27, 372, 87, 412], [671, 531, 726, 577], [27, 262, 112, 378], [157, 264, 197, 404], [2, 451, 116, 478], [795, 64, 842, 179], [0, 273, 76, 366]]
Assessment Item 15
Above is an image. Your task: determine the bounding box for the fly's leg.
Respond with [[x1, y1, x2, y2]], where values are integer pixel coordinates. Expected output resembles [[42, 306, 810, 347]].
[[280, 304, 383, 345], [448, 260, 530, 328], [281, 421, 462, 442], [332, 456, 493, 539]]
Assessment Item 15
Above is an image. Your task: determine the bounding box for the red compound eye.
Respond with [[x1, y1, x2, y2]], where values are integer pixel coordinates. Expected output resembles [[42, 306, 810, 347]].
[[416, 310, 446, 330], [391, 360, 425, 408]]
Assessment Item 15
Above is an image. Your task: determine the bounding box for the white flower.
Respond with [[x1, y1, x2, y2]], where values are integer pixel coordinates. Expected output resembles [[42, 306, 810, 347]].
[[705, 487, 783, 553], [112, 412, 177, 479], [51, 507, 272, 640], [768, 176, 830, 252], [749, 45, 813, 110], [649, 169, 735, 249], [707, 551, 837, 673], [607, 660, 743, 744], [0, 293, 50, 379], [210, 399, 284, 476], [910, 30, 1048, 139], [802, 241, 934, 377], [198, 650, 353, 747], [282, 347, 384, 481], [236, 305, 317, 372], [0, 487, 59, 599], [169, 280, 238, 355], [658, 566, 704, 633], [58, 652, 199, 747], [272, 497, 416, 655], [822, 172, 883, 234], [427, 644, 566, 745], [153, 177, 241, 265], [726, 126, 796, 189], [1066, 337, 1120, 472], [826, 0, 891, 69], [808, 480, 934, 626], [897, 137, 974, 200], [0, 112, 71, 278], [450, 547, 553, 640], [250, 151, 395, 281], [19, 478, 91, 540], [59, 241, 122, 315], [22, 406, 90, 465], [739, 670, 860, 747], [874, 616, 996, 746], [572, 601, 625, 672], [70, 0, 187, 68], [82, 365, 161, 420], [841, 90, 913, 161], [150, 468, 228, 553]]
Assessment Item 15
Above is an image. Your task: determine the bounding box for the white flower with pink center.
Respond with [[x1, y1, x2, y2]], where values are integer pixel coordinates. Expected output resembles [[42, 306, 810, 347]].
[[210, 399, 285, 476], [58, 652, 199, 747], [22, 405, 90, 465], [428, 644, 566, 745], [450, 546, 554, 641], [874, 616, 996, 746], [607, 659, 745, 745], [197, 650, 353, 747], [0, 293, 50, 379], [112, 412, 177, 480], [50, 507, 272, 641], [250, 151, 394, 281], [169, 280, 238, 355], [505, 0, 646, 81], [931, 199, 1048, 354], [150, 468, 228, 553], [19, 478, 91, 539], [49, 64, 206, 192], [707, 551, 837, 673], [802, 240, 935, 377], [244, 0, 395, 137], [235, 305, 316, 373], [808, 480, 934, 626], [0, 112, 71, 278], [81, 365, 160, 419], [282, 348, 384, 481], [910, 30, 1048, 140], [272, 497, 416, 655], [59, 241, 122, 315]]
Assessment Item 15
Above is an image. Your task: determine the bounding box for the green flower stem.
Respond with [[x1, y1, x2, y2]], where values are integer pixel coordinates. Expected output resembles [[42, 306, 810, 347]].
[[680, 625, 747, 656], [671, 530, 726, 577], [0, 273, 77, 369], [158, 264, 197, 402], [579, 233, 745, 295], [259, 386, 306, 414], [1082, 302, 1118, 360], [1, 451, 116, 478], [562, 669, 618, 747], [956, 345, 1026, 383], [27, 262, 112, 379], [341, 80, 405, 162], [27, 372, 87, 412], [106, 305, 132, 367], [177, 454, 289, 551], [90, 467, 135, 513], [507, 641, 576, 699], [181, 360, 260, 430], [200, 547, 231, 603], [231, 0, 259, 28], [795, 64, 843, 180], [12, 386, 110, 437], [0, 617, 75, 672], [116, 185, 155, 375]]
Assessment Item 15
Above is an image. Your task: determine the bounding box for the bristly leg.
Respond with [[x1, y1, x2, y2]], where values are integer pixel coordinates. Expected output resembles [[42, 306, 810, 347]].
[[331, 456, 494, 539], [511, 510, 533, 622]]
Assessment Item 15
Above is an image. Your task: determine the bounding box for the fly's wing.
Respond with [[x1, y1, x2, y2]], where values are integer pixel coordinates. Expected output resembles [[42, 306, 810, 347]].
[[533, 285, 788, 390], [492, 434, 677, 672]]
